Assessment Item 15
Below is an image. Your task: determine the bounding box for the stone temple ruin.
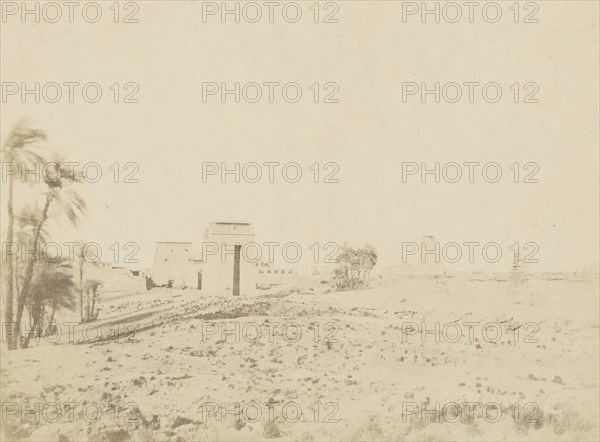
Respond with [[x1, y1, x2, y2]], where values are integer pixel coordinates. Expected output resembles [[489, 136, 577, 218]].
[[152, 241, 199, 289], [151, 222, 257, 295]]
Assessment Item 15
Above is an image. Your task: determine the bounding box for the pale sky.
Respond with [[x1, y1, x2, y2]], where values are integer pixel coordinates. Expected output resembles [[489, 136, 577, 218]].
[[1, 1, 598, 272]]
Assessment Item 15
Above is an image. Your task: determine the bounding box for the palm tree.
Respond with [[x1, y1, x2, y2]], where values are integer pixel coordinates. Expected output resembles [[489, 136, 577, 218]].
[[76, 244, 101, 323], [15, 205, 50, 332], [85, 279, 103, 322], [22, 257, 76, 348], [2, 120, 46, 350], [331, 243, 378, 291], [13, 159, 86, 348], [358, 244, 378, 285], [77, 245, 85, 323]]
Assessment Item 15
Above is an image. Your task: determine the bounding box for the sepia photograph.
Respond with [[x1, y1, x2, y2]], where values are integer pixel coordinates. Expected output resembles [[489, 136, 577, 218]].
[[1, 1, 599, 441]]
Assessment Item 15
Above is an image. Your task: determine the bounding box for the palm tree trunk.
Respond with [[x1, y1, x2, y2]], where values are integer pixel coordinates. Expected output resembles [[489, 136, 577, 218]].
[[28, 302, 34, 329], [22, 308, 41, 349], [46, 302, 57, 336], [85, 287, 90, 322], [14, 255, 20, 298], [79, 258, 84, 323], [89, 285, 98, 320], [4, 176, 15, 349], [36, 304, 45, 338], [14, 194, 51, 349], [89, 289, 96, 321]]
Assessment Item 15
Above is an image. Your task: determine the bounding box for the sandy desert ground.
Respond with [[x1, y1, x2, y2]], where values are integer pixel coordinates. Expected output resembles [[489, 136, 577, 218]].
[[1, 273, 598, 441]]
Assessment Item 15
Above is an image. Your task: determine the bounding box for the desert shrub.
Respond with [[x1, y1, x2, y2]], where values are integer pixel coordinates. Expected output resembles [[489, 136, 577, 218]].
[[263, 420, 282, 439]]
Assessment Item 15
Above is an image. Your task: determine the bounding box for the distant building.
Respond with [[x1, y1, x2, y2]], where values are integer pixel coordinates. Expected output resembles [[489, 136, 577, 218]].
[[151, 222, 257, 294], [202, 222, 257, 296], [256, 261, 298, 287], [152, 241, 200, 288]]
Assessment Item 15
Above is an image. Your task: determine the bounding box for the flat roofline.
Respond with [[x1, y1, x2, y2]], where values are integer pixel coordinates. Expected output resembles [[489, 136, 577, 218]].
[[214, 222, 251, 225]]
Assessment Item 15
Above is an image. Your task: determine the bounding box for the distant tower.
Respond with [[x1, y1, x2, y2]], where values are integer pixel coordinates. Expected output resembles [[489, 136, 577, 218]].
[[511, 259, 528, 288], [420, 235, 446, 276]]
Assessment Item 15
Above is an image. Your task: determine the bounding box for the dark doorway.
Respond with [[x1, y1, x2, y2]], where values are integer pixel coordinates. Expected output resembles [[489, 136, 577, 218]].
[[233, 244, 241, 296], [197, 271, 202, 290]]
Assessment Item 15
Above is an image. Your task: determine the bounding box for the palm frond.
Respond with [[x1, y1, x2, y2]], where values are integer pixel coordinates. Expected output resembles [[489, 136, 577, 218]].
[[50, 187, 86, 226], [2, 119, 47, 151], [30, 258, 77, 312], [1, 121, 48, 187]]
